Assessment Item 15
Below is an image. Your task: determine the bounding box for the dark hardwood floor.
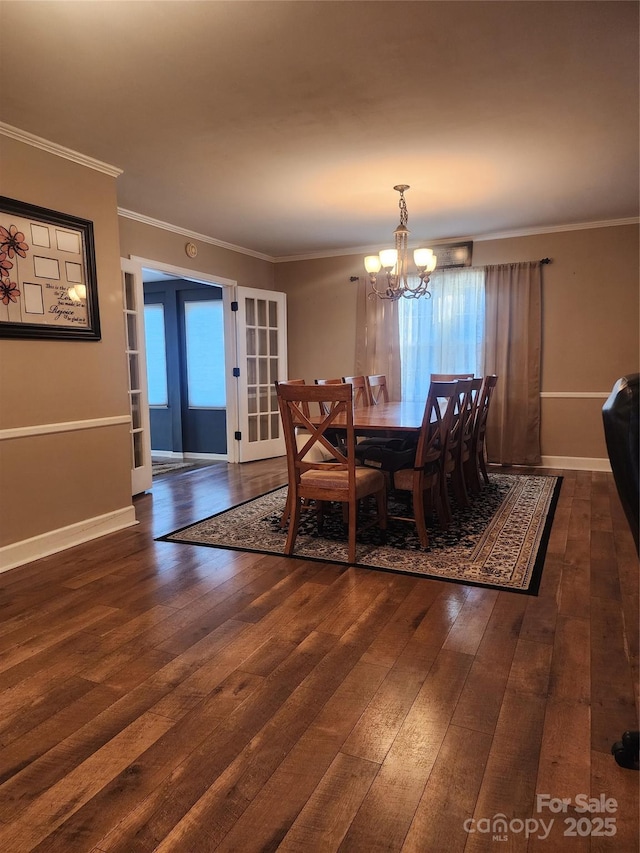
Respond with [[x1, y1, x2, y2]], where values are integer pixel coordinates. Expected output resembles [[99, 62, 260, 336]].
[[0, 460, 637, 852]]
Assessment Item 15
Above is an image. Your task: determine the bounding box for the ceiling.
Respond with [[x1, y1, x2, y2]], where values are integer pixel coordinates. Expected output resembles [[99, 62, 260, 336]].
[[1, 1, 638, 261]]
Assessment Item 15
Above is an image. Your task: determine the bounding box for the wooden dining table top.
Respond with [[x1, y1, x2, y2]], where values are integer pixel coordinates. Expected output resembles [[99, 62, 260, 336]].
[[309, 400, 426, 432]]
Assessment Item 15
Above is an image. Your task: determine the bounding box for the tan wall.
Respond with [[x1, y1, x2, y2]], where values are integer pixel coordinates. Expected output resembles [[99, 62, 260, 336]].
[[0, 135, 132, 549], [275, 224, 639, 461], [274, 255, 360, 381], [118, 217, 275, 291]]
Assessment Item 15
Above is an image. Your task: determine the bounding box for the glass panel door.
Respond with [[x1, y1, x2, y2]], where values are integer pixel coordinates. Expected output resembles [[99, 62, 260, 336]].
[[121, 257, 152, 494], [235, 286, 287, 462]]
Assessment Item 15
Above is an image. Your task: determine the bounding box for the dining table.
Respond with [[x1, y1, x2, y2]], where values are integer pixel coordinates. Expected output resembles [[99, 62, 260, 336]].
[[309, 400, 427, 433]]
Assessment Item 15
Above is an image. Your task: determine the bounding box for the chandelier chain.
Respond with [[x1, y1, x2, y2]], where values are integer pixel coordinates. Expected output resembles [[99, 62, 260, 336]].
[[398, 190, 408, 228]]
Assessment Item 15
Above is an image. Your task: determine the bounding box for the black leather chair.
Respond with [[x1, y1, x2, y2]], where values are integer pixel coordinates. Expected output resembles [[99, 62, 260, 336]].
[[602, 374, 639, 770], [602, 374, 639, 553]]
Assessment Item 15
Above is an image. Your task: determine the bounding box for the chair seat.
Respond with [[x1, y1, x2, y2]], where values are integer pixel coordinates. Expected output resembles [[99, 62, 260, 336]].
[[393, 461, 438, 491], [301, 466, 385, 497]]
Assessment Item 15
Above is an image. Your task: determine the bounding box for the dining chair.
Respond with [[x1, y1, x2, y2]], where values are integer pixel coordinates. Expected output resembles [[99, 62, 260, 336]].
[[464, 374, 498, 492], [430, 373, 475, 380], [389, 380, 458, 548], [452, 377, 482, 506], [440, 378, 474, 512], [277, 381, 387, 564], [276, 379, 336, 527], [366, 375, 389, 405], [342, 375, 372, 408]]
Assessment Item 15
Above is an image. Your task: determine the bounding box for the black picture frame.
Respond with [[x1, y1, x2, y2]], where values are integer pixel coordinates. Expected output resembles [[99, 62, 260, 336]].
[[0, 196, 101, 341], [434, 241, 473, 269]]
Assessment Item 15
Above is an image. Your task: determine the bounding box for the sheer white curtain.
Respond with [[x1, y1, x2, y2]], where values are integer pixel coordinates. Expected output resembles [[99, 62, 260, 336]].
[[354, 278, 402, 400], [399, 267, 485, 401]]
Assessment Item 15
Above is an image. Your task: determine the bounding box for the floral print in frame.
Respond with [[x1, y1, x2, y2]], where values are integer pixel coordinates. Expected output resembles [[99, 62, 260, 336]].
[[0, 196, 100, 340]]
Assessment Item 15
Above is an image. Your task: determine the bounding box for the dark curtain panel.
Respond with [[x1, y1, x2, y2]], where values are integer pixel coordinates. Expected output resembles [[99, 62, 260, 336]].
[[483, 261, 542, 465]]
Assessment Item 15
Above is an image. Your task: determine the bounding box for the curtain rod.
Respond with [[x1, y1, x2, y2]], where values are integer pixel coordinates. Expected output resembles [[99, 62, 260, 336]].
[[540, 257, 552, 264]]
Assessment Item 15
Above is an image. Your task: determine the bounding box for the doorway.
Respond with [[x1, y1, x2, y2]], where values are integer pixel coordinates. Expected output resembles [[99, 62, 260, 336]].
[[143, 274, 227, 459], [122, 255, 288, 494]]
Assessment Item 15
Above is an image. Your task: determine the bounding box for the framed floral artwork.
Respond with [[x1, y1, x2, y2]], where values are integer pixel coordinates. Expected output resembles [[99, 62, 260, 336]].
[[0, 196, 100, 340]]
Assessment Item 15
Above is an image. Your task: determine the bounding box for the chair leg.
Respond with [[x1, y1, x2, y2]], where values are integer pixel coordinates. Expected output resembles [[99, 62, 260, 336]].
[[347, 499, 357, 564], [375, 486, 387, 531], [279, 490, 291, 528], [478, 449, 490, 485], [285, 495, 302, 555], [464, 457, 481, 494], [439, 475, 452, 528], [451, 465, 469, 507], [413, 487, 429, 548]]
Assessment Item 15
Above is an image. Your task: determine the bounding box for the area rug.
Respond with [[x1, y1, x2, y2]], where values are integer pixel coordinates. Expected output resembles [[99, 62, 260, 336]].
[[152, 460, 197, 476], [159, 474, 562, 594]]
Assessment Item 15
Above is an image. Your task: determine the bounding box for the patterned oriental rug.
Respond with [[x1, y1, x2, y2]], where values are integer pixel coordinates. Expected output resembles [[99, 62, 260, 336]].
[[159, 473, 562, 595], [152, 460, 196, 476]]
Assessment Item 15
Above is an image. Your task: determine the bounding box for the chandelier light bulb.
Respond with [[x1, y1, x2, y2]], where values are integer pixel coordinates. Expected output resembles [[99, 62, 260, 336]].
[[413, 247, 435, 270], [379, 249, 398, 270]]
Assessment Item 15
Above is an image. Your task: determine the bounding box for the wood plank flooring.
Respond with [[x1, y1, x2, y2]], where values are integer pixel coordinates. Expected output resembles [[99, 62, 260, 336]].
[[0, 460, 637, 852]]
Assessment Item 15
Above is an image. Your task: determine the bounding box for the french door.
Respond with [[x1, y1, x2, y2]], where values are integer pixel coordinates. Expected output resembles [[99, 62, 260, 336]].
[[121, 258, 287, 475], [234, 286, 287, 462], [121, 258, 152, 495]]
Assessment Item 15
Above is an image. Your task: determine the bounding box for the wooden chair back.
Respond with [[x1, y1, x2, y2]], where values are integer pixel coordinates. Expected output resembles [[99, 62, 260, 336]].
[[314, 378, 344, 415], [279, 379, 309, 418], [463, 378, 483, 457], [414, 380, 459, 473], [342, 375, 372, 408], [389, 380, 458, 546], [473, 374, 499, 485], [446, 378, 473, 465], [278, 382, 353, 481], [444, 378, 475, 506], [367, 374, 389, 405]]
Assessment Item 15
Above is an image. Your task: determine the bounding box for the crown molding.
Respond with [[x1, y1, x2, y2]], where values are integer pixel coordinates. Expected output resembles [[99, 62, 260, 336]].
[[5, 120, 633, 260], [118, 208, 274, 262], [0, 122, 122, 177], [272, 217, 639, 263], [272, 236, 480, 264], [472, 217, 639, 243]]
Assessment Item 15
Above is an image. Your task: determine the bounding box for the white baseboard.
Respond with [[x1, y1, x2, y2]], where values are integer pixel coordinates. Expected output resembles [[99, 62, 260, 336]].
[[151, 450, 185, 460], [183, 452, 227, 461], [0, 506, 138, 574], [152, 451, 227, 462], [539, 455, 611, 472]]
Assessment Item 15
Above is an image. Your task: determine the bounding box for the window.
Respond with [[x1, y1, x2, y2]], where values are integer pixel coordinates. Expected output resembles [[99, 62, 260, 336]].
[[399, 267, 485, 401], [143, 303, 168, 406], [184, 299, 226, 408]]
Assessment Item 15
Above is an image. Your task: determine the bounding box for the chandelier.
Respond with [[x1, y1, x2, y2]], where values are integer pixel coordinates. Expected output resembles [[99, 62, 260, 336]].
[[364, 185, 437, 300]]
